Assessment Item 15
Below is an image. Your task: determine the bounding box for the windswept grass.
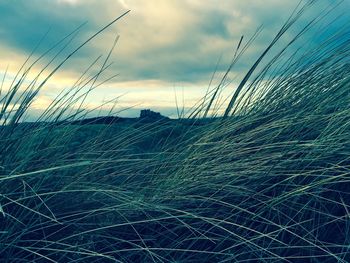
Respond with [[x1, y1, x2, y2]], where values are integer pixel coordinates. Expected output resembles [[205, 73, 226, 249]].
[[1, 1, 350, 262]]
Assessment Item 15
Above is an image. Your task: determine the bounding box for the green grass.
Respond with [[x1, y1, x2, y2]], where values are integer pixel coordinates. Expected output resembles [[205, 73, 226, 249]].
[[1, 1, 350, 262]]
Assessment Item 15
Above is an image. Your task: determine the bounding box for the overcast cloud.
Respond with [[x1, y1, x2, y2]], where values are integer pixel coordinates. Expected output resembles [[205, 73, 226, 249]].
[[0, 0, 348, 117]]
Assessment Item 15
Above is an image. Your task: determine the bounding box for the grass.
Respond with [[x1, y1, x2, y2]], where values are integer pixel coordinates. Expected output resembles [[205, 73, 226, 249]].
[[1, 1, 350, 262]]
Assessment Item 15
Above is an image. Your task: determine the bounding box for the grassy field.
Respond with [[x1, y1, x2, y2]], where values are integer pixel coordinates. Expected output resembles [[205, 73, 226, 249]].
[[1, 2, 350, 262]]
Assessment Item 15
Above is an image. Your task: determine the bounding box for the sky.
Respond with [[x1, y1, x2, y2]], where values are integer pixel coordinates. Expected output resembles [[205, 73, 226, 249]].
[[0, 0, 349, 119]]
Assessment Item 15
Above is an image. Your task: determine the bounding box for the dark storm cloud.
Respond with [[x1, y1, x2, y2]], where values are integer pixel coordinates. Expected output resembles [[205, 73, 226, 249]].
[[0, 1, 92, 51]]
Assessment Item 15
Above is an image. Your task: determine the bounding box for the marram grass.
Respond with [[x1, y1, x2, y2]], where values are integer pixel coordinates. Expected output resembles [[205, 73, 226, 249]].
[[1, 2, 350, 262]]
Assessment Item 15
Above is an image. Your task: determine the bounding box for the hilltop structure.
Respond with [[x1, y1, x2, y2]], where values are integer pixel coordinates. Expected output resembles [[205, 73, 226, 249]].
[[140, 109, 169, 120]]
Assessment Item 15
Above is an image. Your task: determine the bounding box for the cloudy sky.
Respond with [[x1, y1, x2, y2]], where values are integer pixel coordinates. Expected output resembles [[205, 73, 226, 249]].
[[0, 0, 349, 118]]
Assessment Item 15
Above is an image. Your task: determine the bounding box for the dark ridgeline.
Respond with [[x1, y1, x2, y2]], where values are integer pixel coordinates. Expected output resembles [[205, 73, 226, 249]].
[[67, 109, 170, 125], [12, 109, 212, 127]]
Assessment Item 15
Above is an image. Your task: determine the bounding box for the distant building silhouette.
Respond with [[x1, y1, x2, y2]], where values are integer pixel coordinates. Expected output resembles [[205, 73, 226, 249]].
[[140, 109, 169, 120]]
